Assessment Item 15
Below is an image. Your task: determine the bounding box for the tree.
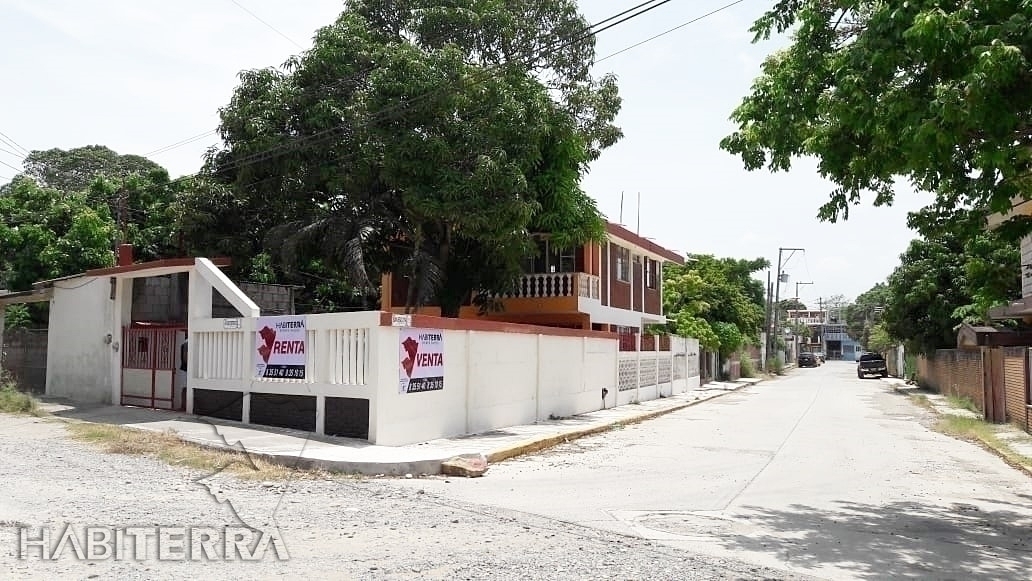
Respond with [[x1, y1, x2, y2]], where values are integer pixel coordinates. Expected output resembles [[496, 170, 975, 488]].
[[881, 227, 1019, 355], [662, 254, 769, 353], [0, 177, 116, 291], [21, 145, 162, 193], [845, 283, 890, 349], [190, 0, 620, 316], [720, 2, 1032, 235]]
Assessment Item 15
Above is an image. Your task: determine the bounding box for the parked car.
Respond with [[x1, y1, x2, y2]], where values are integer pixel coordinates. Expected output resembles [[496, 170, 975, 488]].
[[857, 352, 888, 378], [797, 352, 819, 368]]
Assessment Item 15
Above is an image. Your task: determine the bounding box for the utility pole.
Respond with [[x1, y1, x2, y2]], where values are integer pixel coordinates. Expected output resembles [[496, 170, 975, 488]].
[[795, 281, 813, 303], [771, 247, 805, 364]]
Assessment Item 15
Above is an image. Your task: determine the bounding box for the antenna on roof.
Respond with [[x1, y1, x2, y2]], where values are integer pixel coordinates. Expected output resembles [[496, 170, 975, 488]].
[[636, 192, 641, 235], [619, 191, 624, 224]]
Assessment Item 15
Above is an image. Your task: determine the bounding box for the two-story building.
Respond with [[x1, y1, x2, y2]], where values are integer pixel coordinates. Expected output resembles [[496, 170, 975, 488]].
[[380, 221, 685, 336], [785, 308, 861, 360]]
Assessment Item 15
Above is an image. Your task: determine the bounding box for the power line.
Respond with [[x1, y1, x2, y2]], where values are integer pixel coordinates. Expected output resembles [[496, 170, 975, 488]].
[[227, 0, 304, 49], [0, 158, 23, 174], [0, 130, 28, 156], [597, 0, 749, 63], [172, 0, 685, 186], [144, 129, 219, 157], [145, 0, 679, 166], [0, 145, 23, 159]]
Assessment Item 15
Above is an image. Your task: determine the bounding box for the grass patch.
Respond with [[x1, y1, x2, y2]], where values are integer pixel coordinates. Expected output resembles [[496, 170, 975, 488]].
[[946, 394, 980, 414], [66, 423, 337, 481], [909, 393, 934, 410], [937, 415, 1032, 471], [0, 380, 44, 416]]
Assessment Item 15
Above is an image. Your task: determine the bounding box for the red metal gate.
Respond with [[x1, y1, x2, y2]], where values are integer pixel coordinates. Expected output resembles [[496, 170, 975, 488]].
[[121, 326, 186, 410]]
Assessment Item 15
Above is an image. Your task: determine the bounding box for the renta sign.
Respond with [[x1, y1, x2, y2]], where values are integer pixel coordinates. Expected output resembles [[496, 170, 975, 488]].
[[255, 316, 307, 380]]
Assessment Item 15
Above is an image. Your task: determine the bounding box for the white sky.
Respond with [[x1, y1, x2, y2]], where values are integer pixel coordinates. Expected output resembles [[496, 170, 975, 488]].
[[0, 0, 933, 306]]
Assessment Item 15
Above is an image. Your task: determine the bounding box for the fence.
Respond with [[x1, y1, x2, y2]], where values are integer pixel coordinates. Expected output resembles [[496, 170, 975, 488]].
[[187, 311, 702, 446], [916, 348, 1032, 433], [916, 350, 985, 411], [0, 328, 47, 393], [616, 335, 700, 404]]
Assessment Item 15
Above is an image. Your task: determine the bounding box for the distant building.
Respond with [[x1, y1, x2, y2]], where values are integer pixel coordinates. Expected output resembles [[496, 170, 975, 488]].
[[786, 309, 861, 361]]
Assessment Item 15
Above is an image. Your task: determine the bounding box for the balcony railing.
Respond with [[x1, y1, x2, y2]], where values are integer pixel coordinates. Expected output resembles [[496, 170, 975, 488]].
[[495, 272, 601, 299]]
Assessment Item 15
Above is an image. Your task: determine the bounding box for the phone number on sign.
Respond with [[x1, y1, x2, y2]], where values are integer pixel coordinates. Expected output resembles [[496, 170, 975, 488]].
[[262, 367, 305, 379], [407, 378, 444, 392]]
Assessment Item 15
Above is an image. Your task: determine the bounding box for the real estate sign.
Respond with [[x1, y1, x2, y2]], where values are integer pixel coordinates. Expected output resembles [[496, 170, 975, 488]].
[[254, 315, 307, 380], [399, 328, 444, 393]]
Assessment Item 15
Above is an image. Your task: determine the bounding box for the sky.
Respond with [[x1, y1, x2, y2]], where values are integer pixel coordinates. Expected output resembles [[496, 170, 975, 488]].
[[0, 0, 935, 307]]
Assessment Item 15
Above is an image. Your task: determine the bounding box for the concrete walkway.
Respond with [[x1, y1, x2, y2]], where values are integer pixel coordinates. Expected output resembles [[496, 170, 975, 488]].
[[39, 377, 765, 476], [884, 377, 1032, 474]]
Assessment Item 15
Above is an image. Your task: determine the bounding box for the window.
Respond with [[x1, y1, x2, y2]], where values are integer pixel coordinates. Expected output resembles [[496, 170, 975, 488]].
[[615, 246, 630, 282], [646, 259, 658, 289], [522, 238, 577, 274]]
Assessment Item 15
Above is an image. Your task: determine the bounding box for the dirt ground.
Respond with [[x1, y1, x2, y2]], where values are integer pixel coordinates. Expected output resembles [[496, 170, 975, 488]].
[[0, 414, 808, 580]]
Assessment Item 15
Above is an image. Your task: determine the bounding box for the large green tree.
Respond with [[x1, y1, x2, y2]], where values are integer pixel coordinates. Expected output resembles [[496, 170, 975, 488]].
[[882, 228, 1019, 355], [845, 283, 890, 349], [721, 1, 1032, 233], [187, 0, 620, 316], [662, 255, 769, 352], [0, 177, 116, 291], [20, 145, 163, 193]]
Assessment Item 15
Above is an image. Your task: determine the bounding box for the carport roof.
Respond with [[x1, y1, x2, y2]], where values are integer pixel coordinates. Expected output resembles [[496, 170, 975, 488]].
[[31, 257, 232, 288]]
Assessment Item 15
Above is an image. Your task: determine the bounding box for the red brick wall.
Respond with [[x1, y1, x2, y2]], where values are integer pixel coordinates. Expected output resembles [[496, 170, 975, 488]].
[[916, 350, 985, 411]]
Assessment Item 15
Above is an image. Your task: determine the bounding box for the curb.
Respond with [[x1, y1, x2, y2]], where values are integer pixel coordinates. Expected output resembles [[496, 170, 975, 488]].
[[39, 380, 761, 477], [486, 380, 758, 464], [894, 383, 1032, 479]]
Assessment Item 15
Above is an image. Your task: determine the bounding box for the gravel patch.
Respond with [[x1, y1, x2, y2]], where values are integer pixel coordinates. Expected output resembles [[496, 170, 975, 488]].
[[0, 414, 814, 580]]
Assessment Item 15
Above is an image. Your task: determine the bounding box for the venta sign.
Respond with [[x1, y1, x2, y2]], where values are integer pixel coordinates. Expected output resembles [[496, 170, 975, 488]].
[[399, 328, 444, 393], [254, 315, 307, 380]]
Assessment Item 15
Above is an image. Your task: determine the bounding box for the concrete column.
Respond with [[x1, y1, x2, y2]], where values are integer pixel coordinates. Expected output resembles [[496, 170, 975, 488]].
[[242, 392, 251, 424], [315, 395, 325, 435]]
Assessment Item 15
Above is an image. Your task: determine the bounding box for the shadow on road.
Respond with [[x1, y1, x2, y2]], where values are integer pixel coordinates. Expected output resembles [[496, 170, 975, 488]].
[[723, 500, 1032, 579]]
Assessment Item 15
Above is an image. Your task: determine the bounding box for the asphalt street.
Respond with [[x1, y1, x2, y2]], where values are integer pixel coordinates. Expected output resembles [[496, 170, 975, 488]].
[[392, 361, 1032, 580]]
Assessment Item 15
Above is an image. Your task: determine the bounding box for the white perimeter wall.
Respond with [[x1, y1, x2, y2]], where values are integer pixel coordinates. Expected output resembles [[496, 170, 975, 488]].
[[371, 327, 619, 446], [46, 277, 115, 402]]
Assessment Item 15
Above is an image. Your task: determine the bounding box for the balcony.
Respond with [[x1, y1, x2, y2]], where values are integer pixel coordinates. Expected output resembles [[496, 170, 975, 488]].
[[496, 272, 601, 300]]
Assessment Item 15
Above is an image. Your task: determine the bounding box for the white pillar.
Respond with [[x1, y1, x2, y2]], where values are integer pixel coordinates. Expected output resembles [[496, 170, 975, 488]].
[[315, 394, 325, 435]]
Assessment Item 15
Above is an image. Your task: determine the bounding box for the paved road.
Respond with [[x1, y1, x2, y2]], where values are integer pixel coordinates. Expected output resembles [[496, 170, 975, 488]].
[[392, 361, 1032, 580]]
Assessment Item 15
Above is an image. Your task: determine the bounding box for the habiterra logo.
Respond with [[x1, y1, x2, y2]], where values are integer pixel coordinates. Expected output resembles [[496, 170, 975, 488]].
[[401, 332, 443, 377], [257, 323, 306, 363]]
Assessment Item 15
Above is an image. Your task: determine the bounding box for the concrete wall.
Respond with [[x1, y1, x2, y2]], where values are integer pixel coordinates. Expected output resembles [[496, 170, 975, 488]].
[[131, 276, 293, 323], [370, 325, 620, 446], [46, 277, 115, 402], [213, 282, 294, 317], [1, 328, 47, 393]]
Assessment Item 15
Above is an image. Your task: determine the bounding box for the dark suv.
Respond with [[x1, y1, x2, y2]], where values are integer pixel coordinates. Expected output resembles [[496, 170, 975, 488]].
[[857, 352, 888, 378], [797, 352, 818, 368]]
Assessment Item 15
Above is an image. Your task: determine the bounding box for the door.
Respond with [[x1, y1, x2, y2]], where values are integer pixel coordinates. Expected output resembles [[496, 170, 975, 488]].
[[121, 326, 184, 410], [983, 348, 1007, 423]]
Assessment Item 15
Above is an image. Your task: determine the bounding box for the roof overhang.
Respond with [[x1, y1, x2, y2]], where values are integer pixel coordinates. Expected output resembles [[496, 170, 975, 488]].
[[605, 222, 684, 265], [957, 321, 1032, 349], [987, 196, 1032, 230], [0, 287, 54, 306]]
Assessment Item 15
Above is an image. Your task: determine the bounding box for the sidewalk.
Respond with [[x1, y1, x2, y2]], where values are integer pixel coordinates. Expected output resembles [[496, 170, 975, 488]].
[[39, 377, 765, 477], [883, 377, 1032, 477]]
